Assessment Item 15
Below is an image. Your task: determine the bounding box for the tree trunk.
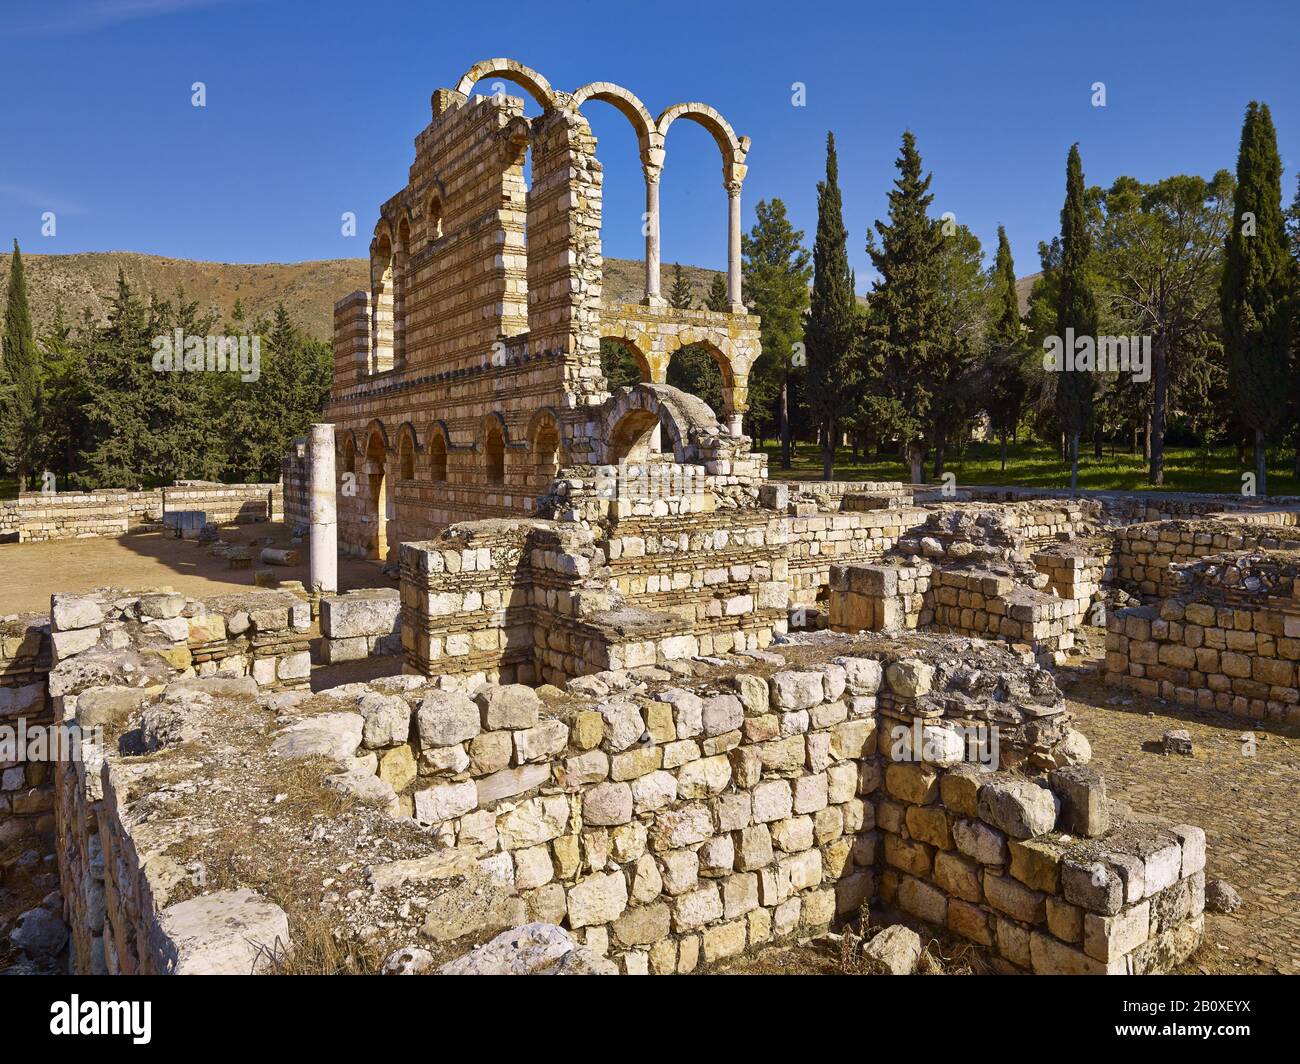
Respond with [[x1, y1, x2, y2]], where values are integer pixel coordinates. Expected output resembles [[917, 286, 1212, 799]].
[[932, 440, 945, 480], [1093, 425, 1103, 459], [1069, 433, 1080, 493], [1129, 423, 1137, 454], [1255, 428, 1267, 496], [821, 415, 834, 482], [1149, 335, 1168, 486], [779, 378, 791, 470], [907, 440, 924, 485], [1143, 411, 1152, 462], [1000, 430, 1008, 473]]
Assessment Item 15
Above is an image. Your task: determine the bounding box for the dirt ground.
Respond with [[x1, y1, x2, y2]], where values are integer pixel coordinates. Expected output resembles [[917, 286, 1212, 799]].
[[1060, 661, 1300, 975], [0, 522, 389, 616]]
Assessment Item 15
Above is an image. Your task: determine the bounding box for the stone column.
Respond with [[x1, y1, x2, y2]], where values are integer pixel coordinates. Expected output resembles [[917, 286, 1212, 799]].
[[726, 179, 745, 313], [642, 149, 665, 307], [309, 423, 338, 597]]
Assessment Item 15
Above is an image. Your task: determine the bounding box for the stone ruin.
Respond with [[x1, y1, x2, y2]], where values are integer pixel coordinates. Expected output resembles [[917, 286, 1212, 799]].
[[36, 593, 1207, 975], [5, 56, 1300, 976]]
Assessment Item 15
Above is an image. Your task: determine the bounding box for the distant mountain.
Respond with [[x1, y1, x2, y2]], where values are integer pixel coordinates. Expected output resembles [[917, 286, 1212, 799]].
[[2, 250, 1043, 341]]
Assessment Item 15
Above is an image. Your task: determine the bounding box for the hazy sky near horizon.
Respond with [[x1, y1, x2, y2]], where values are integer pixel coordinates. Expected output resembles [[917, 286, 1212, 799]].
[[1, 0, 1297, 292]]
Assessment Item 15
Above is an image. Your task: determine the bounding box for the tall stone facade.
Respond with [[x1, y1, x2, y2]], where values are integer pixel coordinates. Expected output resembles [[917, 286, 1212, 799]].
[[326, 59, 761, 562]]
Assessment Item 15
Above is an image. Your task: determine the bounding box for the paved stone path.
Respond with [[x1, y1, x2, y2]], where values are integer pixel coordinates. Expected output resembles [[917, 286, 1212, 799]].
[[1064, 669, 1300, 974]]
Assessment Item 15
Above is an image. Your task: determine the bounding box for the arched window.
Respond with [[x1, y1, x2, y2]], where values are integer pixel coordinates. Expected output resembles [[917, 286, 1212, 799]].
[[533, 418, 560, 481], [371, 231, 395, 373], [342, 436, 356, 475], [427, 195, 443, 244], [399, 432, 415, 480], [394, 218, 411, 370], [484, 421, 505, 485], [429, 431, 447, 483]]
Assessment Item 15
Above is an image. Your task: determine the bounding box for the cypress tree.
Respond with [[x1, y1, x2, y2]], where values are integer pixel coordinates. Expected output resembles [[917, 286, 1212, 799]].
[[667, 263, 694, 310], [1053, 144, 1099, 491], [864, 131, 944, 483], [986, 225, 1028, 472], [805, 132, 857, 480], [1221, 102, 1291, 495], [705, 273, 730, 313], [742, 198, 811, 466], [1, 240, 44, 491]]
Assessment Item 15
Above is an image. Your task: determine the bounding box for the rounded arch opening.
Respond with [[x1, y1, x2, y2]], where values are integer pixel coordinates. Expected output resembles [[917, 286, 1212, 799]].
[[428, 427, 448, 483], [483, 419, 506, 485], [608, 408, 666, 464]]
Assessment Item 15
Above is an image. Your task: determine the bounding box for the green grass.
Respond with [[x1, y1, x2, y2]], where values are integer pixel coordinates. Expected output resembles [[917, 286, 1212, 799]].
[[0, 477, 15, 501], [759, 439, 1300, 496]]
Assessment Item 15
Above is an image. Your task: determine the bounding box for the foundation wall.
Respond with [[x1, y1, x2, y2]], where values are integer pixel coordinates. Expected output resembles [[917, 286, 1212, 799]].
[[51, 634, 1205, 975], [7, 483, 281, 542], [1104, 551, 1300, 725]]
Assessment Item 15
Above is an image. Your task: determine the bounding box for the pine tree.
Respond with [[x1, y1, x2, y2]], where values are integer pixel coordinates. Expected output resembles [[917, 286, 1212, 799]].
[[985, 226, 1028, 471], [705, 274, 729, 313], [79, 272, 156, 487], [39, 302, 90, 484], [1054, 144, 1099, 491], [742, 198, 811, 464], [864, 131, 944, 483], [805, 132, 858, 480], [667, 263, 694, 310], [1221, 102, 1291, 495], [1, 240, 44, 491]]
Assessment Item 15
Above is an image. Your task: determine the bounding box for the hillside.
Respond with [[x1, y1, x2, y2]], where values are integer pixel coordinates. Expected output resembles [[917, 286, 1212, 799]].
[[3, 250, 1042, 341]]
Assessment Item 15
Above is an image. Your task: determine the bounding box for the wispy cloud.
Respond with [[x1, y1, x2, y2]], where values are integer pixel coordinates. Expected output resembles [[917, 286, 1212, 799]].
[[0, 184, 88, 216], [0, 0, 248, 38]]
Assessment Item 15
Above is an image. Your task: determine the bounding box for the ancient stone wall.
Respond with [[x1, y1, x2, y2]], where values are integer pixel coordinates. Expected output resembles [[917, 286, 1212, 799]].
[[1111, 516, 1300, 599], [0, 614, 54, 850], [1105, 550, 1300, 725], [48, 631, 1205, 975], [6, 483, 281, 543]]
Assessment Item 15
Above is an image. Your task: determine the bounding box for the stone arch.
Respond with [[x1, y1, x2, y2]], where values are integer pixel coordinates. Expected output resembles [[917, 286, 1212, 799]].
[[393, 215, 412, 369], [602, 383, 721, 464], [339, 432, 358, 475], [370, 228, 395, 373], [455, 59, 555, 111], [656, 102, 747, 165], [600, 332, 658, 384], [427, 421, 450, 483], [664, 332, 738, 391], [363, 425, 392, 561], [571, 82, 656, 150], [481, 413, 508, 485], [527, 408, 563, 480], [395, 421, 419, 480], [424, 181, 446, 245]]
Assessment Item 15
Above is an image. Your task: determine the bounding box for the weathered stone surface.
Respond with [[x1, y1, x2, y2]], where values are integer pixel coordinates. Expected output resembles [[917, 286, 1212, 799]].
[[271, 712, 363, 764], [567, 871, 629, 928], [860, 923, 922, 974], [477, 684, 542, 730], [976, 776, 1058, 839], [10, 907, 69, 959], [151, 889, 289, 974], [357, 692, 411, 749], [417, 691, 481, 746], [438, 923, 617, 975]]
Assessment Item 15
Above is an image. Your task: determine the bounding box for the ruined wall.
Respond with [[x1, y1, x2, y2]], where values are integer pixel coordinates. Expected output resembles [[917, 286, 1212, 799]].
[[1105, 551, 1300, 725], [7, 483, 281, 543], [0, 615, 54, 848], [1111, 516, 1300, 599], [50, 631, 1205, 975], [828, 563, 1080, 659]]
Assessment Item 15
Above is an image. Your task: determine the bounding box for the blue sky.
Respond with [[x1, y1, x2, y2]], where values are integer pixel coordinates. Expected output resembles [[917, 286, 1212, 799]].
[[1, 0, 1296, 291]]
